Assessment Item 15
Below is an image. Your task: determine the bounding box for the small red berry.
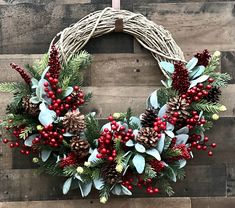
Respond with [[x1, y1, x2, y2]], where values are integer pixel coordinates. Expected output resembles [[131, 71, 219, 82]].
[[208, 151, 213, 156], [2, 138, 9, 144], [211, 143, 217, 148]]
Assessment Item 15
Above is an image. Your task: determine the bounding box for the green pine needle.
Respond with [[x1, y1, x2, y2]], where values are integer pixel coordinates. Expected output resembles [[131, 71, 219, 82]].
[[19, 126, 34, 140], [0, 82, 20, 93], [63, 165, 77, 177], [210, 73, 231, 88], [143, 164, 157, 180], [32, 53, 49, 76], [158, 88, 179, 107], [191, 100, 222, 114]]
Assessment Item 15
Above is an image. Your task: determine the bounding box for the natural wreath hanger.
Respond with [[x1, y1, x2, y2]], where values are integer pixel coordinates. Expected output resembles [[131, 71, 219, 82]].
[[0, 5, 231, 204]]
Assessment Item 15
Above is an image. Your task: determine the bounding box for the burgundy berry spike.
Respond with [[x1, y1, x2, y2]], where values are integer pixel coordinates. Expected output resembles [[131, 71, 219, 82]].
[[10, 63, 31, 85], [48, 44, 61, 79]]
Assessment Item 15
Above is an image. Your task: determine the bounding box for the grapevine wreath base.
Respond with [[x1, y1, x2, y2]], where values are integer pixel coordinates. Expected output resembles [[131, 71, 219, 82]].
[[0, 8, 231, 204]]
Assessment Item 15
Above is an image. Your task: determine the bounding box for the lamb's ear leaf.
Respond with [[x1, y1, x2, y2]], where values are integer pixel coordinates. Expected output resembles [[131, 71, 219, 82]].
[[159, 62, 175, 74], [132, 154, 145, 174], [78, 182, 92, 197], [186, 57, 198, 71], [63, 177, 72, 195], [146, 148, 161, 161]]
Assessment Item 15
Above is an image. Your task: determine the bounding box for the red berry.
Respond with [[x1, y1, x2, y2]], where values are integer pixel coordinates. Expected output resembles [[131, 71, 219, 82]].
[[208, 78, 214, 83], [15, 142, 20, 147], [204, 136, 209, 142], [173, 112, 179, 117], [206, 85, 212, 90], [202, 145, 207, 151], [196, 144, 202, 150], [25, 150, 30, 155], [211, 143, 217, 148], [154, 188, 159, 193], [20, 149, 25, 154], [2, 138, 9, 144], [44, 82, 49, 87], [96, 154, 102, 158], [74, 86, 79, 91], [208, 151, 213, 156], [9, 143, 14, 148], [108, 156, 114, 161], [57, 88, 62, 94]]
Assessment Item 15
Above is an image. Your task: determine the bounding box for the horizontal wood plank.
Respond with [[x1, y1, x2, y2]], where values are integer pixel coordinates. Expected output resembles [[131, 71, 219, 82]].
[[191, 197, 235, 208], [0, 2, 235, 54], [134, 2, 235, 53], [0, 197, 191, 208], [0, 164, 226, 201]]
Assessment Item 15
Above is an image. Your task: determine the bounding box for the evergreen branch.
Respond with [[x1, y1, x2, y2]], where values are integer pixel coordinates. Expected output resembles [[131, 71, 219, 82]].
[[63, 165, 77, 177], [163, 148, 181, 158], [174, 168, 185, 180], [85, 115, 100, 148], [158, 88, 178, 107], [0, 82, 19, 93], [91, 168, 101, 180], [143, 164, 157, 180], [84, 92, 92, 105], [67, 51, 91, 72], [25, 64, 41, 80], [19, 125, 34, 140], [32, 53, 49, 76], [191, 100, 222, 114], [160, 180, 174, 196], [126, 107, 132, 127], [203, 120, 213, 131], [37, 159, 64, 176], [210, 73, 231, 88], [204, 55, 220, 74]]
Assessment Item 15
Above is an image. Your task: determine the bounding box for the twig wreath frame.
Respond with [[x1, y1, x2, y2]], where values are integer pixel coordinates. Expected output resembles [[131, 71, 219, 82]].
[[0, 7, 231, 204]]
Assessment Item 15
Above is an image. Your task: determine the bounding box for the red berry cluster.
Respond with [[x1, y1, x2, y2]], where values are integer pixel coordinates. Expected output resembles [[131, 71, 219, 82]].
[[153, 117, 167, 134], [10, 63, 31, 85], [188, 134, 216, 156], [2, 125, 31, 156], [38, 124, 64, 148], [96, 116, 135, 161], [195, 49, 211, 67]]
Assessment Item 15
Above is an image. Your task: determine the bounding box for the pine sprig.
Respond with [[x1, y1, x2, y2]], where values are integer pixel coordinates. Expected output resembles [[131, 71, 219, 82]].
[[19, 125, 34, 140], [32, 53, 49, 77], [143, 164, 157, 180], [37, 160, 64, 176], [210, 73, 231, 88], [160, 180, 174, 196], [85, 115, 100, 148], [174, 168, 185, 180], [0, 82, 19, 93], [126, 107, 132, 128], [204, 55, 220, 74], [63, 165, 77, 177], [191, 100, 222, 113], [158, 88, 179, 107]]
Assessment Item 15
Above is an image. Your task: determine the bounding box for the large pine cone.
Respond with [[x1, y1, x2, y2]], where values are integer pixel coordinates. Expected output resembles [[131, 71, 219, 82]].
[[22, 96, 40, 117], [141, 108, 158, 127], [101, 163, 122, 185], [167, 96, 189, 119], [63, 111, 86, 133], [136, 127, 159, 149], [70, 137, 90, 159]]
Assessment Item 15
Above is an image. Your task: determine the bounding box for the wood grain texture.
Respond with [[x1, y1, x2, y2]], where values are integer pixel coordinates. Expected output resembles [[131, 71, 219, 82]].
[[134, 2, 235, 53], [221, 51, 235, 84], [191, 197, 235, 208], [227, 163, 235, 197], [0, 164, 226, 201], [0, 197, 191, 208]]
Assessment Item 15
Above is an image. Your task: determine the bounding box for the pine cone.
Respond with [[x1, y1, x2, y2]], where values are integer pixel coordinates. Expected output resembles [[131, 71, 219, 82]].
[[206, 87, 221, 103], [22, 96, 40, 117], [172, 62, 190, 94], [136, 127, 159, 148], [101, 163, 122, 185], [141, 108, 158, 127], [167, 96, 189, 119], [63, 111, 86, 133], [70, 137, 90, 159]]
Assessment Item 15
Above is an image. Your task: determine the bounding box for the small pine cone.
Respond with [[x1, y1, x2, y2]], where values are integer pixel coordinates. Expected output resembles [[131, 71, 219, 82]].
[[167, 96, 189, 119], [141, 108, 158, 127], [101, 163, 122, 185], [136, 127, 159, 149], [63, 111, 86, 133], [22, 96, 40, 117], [206, 87, 221, 103], [70, 137, 90, 159], [172, 62, 190, 94]]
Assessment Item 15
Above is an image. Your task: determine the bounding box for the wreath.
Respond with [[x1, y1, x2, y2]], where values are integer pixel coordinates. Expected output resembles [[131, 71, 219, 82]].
[[0, 8, 231, 203]]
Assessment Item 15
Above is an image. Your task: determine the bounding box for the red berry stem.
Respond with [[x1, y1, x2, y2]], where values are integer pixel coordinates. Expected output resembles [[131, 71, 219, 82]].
[[10, 63, 31, 85]]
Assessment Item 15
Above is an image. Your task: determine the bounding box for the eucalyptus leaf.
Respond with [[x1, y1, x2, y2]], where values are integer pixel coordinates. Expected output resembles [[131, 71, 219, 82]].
[[112, 185, 122, 195], [30, 96, 41, 104], [159, 62, 175, 74], [88, 148, 99, 162], [93, 178, 104, 190], [126, 140, 134, 147], [165, 130, 175, 138], [149, 90, 159, 109], [190, 75, 209, 88], [146, 148, 161, 160], [190, 66, 205, 79], [166, 166, 177, 182], [157, 133, 165, 154], [63, 86, 73, 98], [78, 182, 92, 197], [186, 57, 198, 71], [158, 104, 167, 118], [132, 154, 145, 174], [135, 143, 146, 153], [75, 173, 83, 182], [24, 134, 40, 147], [38, 108, 56, 127], [31, 78, 39, 88], [63, 177, 72, 195], [176, 126, 189, 135], [175, 134, 189, 145], [178, 159, 187, 169], [130, 116, 141, 128], [166, 122, 174, 131], [41, 149, 52, 162], [161, 80, 168, 88], [121, 185, 132, 195]]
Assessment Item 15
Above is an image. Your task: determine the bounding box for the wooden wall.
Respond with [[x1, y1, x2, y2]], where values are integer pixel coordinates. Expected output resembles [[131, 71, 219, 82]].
[[0, 0, 235, 207]]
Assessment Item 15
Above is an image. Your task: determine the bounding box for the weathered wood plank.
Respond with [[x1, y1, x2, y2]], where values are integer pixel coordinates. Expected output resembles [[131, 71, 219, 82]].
[[191, 197, 235, 208], [221, 51, 235, 84], [227, 163, 235, 197], [0, 164, 226, 201], [0, 84, 234, 118], [0, 2, 235, 53], [0, 197, 191, 208], [133, 2, 235, 53]]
